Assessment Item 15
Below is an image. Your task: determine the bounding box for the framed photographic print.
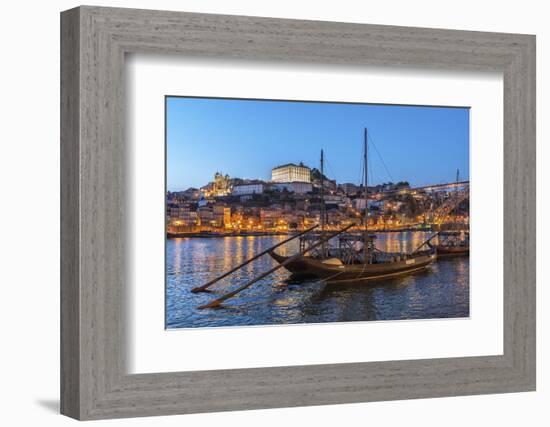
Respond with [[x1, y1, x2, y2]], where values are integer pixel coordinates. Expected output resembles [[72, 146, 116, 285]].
[[61, 6, 536, 420]]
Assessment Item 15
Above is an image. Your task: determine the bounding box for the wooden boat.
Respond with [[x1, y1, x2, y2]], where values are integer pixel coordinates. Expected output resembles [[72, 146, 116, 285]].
[[435, 230, 469, 257], [436, 245, 469, 256], [269, 247, 436, 283]]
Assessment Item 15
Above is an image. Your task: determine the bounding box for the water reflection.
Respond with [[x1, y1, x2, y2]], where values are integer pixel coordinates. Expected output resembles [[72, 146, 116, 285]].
[[166, 232, 469, 328]]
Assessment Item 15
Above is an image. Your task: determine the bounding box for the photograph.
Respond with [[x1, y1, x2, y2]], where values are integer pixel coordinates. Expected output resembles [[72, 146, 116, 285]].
[[165, 96, 470, 329]]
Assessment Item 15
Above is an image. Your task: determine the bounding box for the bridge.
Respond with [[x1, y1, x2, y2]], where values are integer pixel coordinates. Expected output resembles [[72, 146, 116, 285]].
[[429, 185, 470, 224], [369, 180, 469, 198], [412, 180, 470, 194], [368, 181, 470, 228]]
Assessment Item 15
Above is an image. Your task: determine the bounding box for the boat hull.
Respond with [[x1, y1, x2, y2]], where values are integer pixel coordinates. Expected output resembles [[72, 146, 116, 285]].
[[435, 245, 469, 257], [269, 251, 437, 283]]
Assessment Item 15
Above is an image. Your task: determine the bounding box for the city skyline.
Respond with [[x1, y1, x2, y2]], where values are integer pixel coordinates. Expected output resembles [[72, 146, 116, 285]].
[[166, 96, 470, 192]]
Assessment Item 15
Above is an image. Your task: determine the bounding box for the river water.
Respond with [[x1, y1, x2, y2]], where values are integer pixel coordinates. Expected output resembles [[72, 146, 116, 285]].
[[166, 231, 469, 329]]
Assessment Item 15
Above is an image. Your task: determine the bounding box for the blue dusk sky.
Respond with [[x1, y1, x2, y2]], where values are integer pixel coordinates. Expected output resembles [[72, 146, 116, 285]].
[[166, 96, 469, 192]]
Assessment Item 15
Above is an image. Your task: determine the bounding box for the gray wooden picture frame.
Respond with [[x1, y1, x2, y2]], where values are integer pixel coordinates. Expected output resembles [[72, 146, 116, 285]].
[[60, 5, 536, 420]]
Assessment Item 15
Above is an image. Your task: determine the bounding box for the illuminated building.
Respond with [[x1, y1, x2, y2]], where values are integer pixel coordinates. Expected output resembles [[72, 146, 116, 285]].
[[339, 183, 359, 195], [197, 207, 213, 225], [213, 205, 231, 227], [260, 207, 283, 228], [271, 182, 312, 194], [212, 172, 231, 196], [232, 183, 265, 196], [201, 172, 232, 198], [271, 163, 311, 183]]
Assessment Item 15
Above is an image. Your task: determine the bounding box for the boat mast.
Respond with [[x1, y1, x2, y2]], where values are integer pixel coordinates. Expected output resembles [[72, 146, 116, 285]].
[[455, 168, 459, 230], [364, 128, 370, 264], [364, 128, 368, 231], [320, 149, 326, 257]]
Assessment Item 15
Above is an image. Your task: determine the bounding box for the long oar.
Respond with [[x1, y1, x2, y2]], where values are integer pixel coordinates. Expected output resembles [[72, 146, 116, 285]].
[[197, 224, 353, 309], [191, 225, 319, 293]]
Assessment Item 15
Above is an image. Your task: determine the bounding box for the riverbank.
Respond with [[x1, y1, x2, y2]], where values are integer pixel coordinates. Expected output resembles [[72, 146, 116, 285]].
[[167, 231, 293, 239], [167, 226, 441, 239]]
